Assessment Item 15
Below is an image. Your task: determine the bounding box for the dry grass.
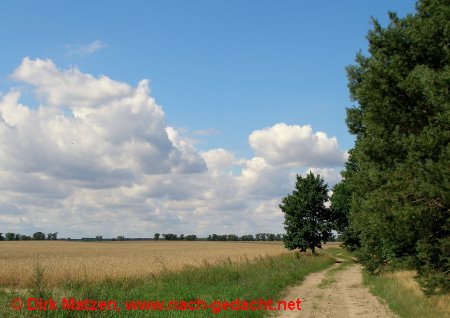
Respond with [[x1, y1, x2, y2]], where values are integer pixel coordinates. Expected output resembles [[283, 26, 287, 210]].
[[382, 270, 450, 314], [0, 241, 286, 287], [383, 271, 423, 296]]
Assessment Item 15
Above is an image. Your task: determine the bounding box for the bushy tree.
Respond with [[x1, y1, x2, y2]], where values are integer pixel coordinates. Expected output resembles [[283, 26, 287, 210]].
[[280, 172, 332, 254], [47, 232, 58, 240], [5, 233, 15, 241], [185, 235, 197, 241], [207, 234, 229, 241], [240, 234, 255, 241], [32, 232, 46, 240], [162, 233, 178, 240], [255, 233, 266, 241], [345, 0, 449, 292], [154, 233, 160, 240], [331, 151, 361, 250]]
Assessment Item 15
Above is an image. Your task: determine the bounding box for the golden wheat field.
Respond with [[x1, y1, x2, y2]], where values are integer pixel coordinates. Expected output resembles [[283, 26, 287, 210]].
[[0, 241, 287, 287]]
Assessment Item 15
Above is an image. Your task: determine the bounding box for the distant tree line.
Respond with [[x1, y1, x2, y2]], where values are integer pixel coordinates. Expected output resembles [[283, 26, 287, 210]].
[[207, 233, 283, 241], [153, 233, 198, 241], [0, 231, 284, 242], [0, 232, 58, 241], [152, 233, 283, 241]]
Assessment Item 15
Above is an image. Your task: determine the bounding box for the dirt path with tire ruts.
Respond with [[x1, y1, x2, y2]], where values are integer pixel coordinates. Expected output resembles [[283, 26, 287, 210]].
[[272, 261, 398, 318]]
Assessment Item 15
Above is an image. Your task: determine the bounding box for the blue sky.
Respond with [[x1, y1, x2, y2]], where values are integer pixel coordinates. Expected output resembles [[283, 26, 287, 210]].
[[0, 1, 417, 238]]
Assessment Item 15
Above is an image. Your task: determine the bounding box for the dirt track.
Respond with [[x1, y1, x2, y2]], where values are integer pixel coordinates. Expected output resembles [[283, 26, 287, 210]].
[[274, 262, 398, 318]]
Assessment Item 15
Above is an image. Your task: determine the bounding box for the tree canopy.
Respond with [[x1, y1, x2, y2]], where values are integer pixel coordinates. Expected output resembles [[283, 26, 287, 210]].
[[280, 172, 332, 254], [32, 232, 46, 240], [344, 0, 449, 293], [330, 152, 361, 251]]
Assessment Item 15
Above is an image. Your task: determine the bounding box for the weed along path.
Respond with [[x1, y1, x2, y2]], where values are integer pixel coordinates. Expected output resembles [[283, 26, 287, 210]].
[[274, 251, 398, 318]]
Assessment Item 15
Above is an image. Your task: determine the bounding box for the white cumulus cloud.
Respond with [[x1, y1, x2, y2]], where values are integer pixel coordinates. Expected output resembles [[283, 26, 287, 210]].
[[2, 58, 206, 186], [12, 57, 131, 108], [248, 123, 347, 168], [0, 58, 347, 238]]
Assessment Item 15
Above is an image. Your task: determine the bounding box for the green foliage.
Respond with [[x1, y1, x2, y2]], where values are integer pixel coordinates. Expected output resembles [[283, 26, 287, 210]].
[[240, 234, 255, 241], [330, 152, 361, 251], [32, 257, 50, 299], [280, 172, 332, 254], [32, 231, 46, 240], [47, 232, 58, 240], [345, 0, 450, 292], [162, 233, 178, 240], [185, 234, 197, 241], [5, 232, 15, 241]]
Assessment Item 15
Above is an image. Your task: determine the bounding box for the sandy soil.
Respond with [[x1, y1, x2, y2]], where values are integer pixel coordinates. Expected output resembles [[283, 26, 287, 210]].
[[273, 262, 398, 318]]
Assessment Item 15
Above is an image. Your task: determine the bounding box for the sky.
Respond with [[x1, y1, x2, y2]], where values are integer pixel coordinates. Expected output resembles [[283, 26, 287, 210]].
[[0, 0, 417, 238]]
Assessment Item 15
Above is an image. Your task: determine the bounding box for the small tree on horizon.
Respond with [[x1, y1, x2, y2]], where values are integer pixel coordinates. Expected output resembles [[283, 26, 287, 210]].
[[32, 232, 46, 240], [280, 172, 332, 254], [185, 234, 197, 241], [5, 233, 15, 241], [47, 232, 58, 240]]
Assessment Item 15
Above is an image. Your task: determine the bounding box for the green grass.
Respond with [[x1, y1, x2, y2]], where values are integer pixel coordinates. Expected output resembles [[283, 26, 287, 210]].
[[362, 270, 450, 318], [0, 252, 335, 317]]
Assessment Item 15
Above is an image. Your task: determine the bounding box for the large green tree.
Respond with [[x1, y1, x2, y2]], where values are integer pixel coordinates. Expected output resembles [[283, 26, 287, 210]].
[[280, 172, 332, 254], [345, 0, 449, 292], [330, 151, 361, 251]]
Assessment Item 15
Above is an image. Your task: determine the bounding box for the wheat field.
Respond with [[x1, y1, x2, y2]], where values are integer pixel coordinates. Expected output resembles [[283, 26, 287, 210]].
[[0, 241, 287, 287]]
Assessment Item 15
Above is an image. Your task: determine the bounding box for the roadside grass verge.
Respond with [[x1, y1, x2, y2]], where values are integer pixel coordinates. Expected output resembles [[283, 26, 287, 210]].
[[363, 270, 450, 318], [1, 252, 335, 317]]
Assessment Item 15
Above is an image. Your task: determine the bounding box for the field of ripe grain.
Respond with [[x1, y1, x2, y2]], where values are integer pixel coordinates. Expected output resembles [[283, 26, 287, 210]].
[[0, 241, 286, 287]]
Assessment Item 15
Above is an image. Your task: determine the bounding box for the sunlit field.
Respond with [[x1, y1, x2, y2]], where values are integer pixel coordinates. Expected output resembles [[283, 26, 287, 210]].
[[0, 241, 289, 287]]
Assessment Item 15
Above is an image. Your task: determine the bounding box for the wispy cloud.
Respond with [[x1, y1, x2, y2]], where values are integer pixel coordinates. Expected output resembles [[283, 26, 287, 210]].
[[192, 128, 220, 136], [64, 40, 107, 57]]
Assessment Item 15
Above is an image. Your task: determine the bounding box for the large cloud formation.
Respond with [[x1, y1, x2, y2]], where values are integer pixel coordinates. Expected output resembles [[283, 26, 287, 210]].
[[249, 123, 347, 167], [0, 58, 347, 238]]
